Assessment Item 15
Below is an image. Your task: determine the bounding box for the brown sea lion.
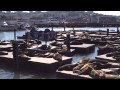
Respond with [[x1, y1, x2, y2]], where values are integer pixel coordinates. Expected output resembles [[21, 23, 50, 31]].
[[88, 59, 108, 64], [105, 74, 120, 79], [53, 52, 62, 62], [50, 40, 57, 46], [77, 63, 94, 75], [18, 54, 31, 60], [76, 58, 90, 65], [0, 51, 8, 55], [73, 63, 85, 71], [44, 52, 51, 57], [106, 53, 113, 57], [92, 62, 103, 70], [46, 53, 54, 58], [90, 70, 106, 79], [57, 64, 78, 71]]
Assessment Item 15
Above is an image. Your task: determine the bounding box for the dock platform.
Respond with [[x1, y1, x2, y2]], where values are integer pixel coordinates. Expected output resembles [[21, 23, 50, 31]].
[[96, 54, 116, 62], [0, 52, 72, 72], [70, 44, 95, 53], [56, 70, 92, 79]]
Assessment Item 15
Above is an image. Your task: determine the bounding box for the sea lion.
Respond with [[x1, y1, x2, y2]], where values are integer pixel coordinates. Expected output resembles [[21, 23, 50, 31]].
[[73, 63, 85, 71], [88, 59, 108, 64], [40, 45, 47, 50], [50, 40, 57, 46], [92, 62, 103, 70], [106, 53, 113, 57], [53, 52, 62, 62], [44, 52, 51, 57], [105, 74, 120, 79], [77, 63, 94, 75], [18, 54, 31, 60], [90, 70, 106, 79], [70, 41, 83, 45], [46, 53, 54, 58], [57, 64, 78, 71], [76, 58, 90, 65], [0, 51, 8, 55]]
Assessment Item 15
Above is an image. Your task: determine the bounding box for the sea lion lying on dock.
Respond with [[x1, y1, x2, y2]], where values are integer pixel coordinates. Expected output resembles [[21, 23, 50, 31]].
[[58, 64, 78, 71], [90, 70, 106, 79], [70, 41, 83, 45], [106, 53, 114, 57], [77, 63, 94, 75], [0, 51, 8, 55], [105, 74, 120, 79], [40, 45, 51, 50], [18, 54, 31, 60], [50, 40, 57, 46], [88, 59, 108, 64], [73, 63, 86, 72], [75, 58, 90, 65], [92, 62, 112, 70], [99, 44, 114, 50], [46, 53, 55, 58], [53, 52, 62, 62]]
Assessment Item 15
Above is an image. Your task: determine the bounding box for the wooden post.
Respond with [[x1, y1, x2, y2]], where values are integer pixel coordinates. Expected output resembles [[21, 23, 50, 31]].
[[107, 29, 109, 36], [99, 30, 101, 34], [73, 27, 75, 36], [52, 27, 53, 31], [64, 22, 65, 31], [14, 28, 16, 40], [26, 32, 28, 46], [117, 27, 119, 34], [66, 33, 70, 51], [73, 27, 74, 31], [13, 41, 19, 71]]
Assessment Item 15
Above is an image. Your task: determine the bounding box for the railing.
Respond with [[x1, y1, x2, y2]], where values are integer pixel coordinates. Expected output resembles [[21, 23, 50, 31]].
[[35, 23, 120, 27]]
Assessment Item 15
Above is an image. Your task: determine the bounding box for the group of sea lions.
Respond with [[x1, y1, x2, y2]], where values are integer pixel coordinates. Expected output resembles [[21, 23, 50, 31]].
[[39, 52, 62, 62], [57, 58, 120, 79], [106, 51, 120, 63], [98, 43, 120, 55]]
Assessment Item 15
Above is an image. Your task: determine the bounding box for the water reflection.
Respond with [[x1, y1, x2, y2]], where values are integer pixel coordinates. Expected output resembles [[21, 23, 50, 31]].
[[0, 32, 6, 40], [13, 71, 20, 79]]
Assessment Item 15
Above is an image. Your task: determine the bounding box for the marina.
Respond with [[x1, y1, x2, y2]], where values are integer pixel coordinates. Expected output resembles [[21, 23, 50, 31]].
[[1, 11, 120, 79]]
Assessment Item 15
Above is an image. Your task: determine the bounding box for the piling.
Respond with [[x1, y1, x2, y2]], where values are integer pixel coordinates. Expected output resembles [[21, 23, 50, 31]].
[[26, 32, 28, 46], [117, 27, 119, 34], [73, 27, 75, 36], [52, 27, 53, 31], [107, 29, 109, 36], [13, 41, 19, 71], [64, 23, 66, 31], [14, 28, 16, 40], [66, 33, 70, 51]]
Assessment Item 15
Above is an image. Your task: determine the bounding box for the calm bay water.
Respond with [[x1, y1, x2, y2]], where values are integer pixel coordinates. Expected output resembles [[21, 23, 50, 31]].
[[0, 27, 116, 79]]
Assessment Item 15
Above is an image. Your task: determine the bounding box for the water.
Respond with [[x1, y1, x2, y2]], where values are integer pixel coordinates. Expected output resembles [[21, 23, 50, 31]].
[[0, 27, 116, 79]]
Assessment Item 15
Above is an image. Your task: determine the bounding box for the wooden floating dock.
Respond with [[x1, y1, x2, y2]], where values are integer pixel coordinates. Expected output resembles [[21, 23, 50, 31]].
[[89, 34, 108, 38], [0, 51, 72, 72], [26, 56, 72, 71], [96, 54, 116, 62], [56, 69, 120, 79], [56, 39, 64, 42], [70, 44, 95, 53], [0, 44, 13, 52], [56, 70, 92, 79]]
